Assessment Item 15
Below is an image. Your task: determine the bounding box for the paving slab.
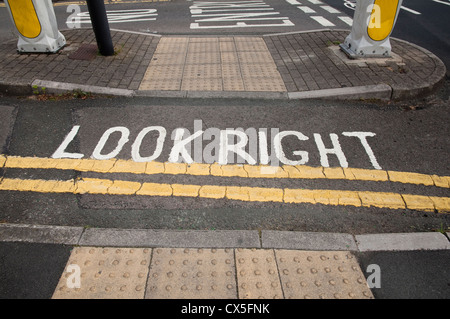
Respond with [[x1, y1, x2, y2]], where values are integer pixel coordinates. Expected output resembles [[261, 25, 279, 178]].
[[0, 223, 83, 245], [261, 231, 357, 251], [275, 250, 373, 299], [52, 247, 152, 299], [145, 248, 237, 299], [78, 228, 261, 248], [355, 232, 450, 252], [139, 36, 286, 92], [235, 249, 283, 299]]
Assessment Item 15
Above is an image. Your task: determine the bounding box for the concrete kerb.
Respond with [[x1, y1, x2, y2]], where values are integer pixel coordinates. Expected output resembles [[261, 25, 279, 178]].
[[135, 90, 289, 100], [355, 232, 450, 252], [1, 223, 449, 252], [388, 37, 447, 100], [287, 84, 392, 101], [0, 80, 33, 96], [78, 228, 261, 248], [27, 82, 393, 101], [0, 223, 83, 245], [14, 80, 436, 102], [31, 79, 135, 97]]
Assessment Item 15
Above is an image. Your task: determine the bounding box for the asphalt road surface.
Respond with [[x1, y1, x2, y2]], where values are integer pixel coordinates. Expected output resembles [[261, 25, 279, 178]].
[[0, 87, 449, 233], [0, 0, 448, 234]]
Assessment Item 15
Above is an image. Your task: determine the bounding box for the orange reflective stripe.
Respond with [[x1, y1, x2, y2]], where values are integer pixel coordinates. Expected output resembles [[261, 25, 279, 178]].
[[7, 0, 41, 38]]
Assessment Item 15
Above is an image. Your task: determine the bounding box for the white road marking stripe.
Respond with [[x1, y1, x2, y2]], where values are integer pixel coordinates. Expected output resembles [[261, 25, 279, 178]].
[[307, 0, 323, 4], [74, 9, 158, 24], [432, 0, 450, 6], [320, 5, 340, 14], [310, 15, 335, 27], [285, 0, 302, 5], [191, 8, 275, 13], [400, 6, 421, 14], [338, 16, 353, 26], [191, 20, 294, 29], [297, 6, 316, 13]]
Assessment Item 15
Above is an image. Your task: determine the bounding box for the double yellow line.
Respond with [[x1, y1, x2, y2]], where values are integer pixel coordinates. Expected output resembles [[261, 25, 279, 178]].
[[0, 155, 449, 212]]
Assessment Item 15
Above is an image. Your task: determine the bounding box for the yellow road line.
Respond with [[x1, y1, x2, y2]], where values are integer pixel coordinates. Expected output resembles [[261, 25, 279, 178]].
[[1, 155, 449, 188], [0, 177, 449, 212]]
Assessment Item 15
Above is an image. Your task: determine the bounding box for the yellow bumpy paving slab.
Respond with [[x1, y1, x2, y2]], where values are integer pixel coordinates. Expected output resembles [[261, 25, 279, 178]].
[[275, 250, 374, 299], [53, 247, 151, 299], [52, 247, 374, 299], [235, 249, 284, 299], [139, 37, 286, 92], [145, 248, 237, 299]]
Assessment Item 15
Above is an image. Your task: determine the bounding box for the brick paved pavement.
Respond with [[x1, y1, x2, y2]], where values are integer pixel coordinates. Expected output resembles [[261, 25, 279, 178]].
[[0, 28, 446, 100], [0, 29, 159, 94], [264, 30, 446, 99]]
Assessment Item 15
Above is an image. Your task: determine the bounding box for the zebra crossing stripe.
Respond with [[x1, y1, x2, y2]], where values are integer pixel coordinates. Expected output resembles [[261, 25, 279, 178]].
[[307, 0, 323, 5], [310, 16, 335, 27], [297, 6, 316, 13], [320, 5, 340, 14], [285, 0, 302, 5], [338, 16, 353, 26]]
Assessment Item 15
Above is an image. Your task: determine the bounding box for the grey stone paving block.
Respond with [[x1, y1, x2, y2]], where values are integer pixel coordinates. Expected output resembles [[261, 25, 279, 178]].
[[288, 84, 392, 101], [0, 223, 83, 245], [355, 232, 450, 252], [79, 228, 261, 248], [32, 80, 135, 97], [261, 231, 357, 251]]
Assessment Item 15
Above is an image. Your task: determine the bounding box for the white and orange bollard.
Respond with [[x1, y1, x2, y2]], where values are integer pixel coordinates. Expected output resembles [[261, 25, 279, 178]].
[[4, 0, 66, 53], [340, 0, 403, 58]]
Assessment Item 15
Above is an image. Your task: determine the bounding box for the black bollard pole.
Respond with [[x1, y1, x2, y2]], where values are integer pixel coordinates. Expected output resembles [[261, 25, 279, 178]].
[[86, 0, 114, 56]]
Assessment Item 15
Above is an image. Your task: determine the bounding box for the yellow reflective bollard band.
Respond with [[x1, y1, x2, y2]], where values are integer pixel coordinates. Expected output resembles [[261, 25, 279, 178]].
[[368, 0, 400, 42], [7, 0, 41, 39]]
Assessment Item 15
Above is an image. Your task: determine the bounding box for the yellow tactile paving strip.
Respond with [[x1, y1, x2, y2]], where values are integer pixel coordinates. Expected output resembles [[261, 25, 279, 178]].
[[139, 37, 287, 92], [236, 249, 284, 299], [275, 250, 373, 299], [0, 155, 449, 212], [52, 247, 152, 299], [145, 248, 237, 299], [52, 247, 374, 299]]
